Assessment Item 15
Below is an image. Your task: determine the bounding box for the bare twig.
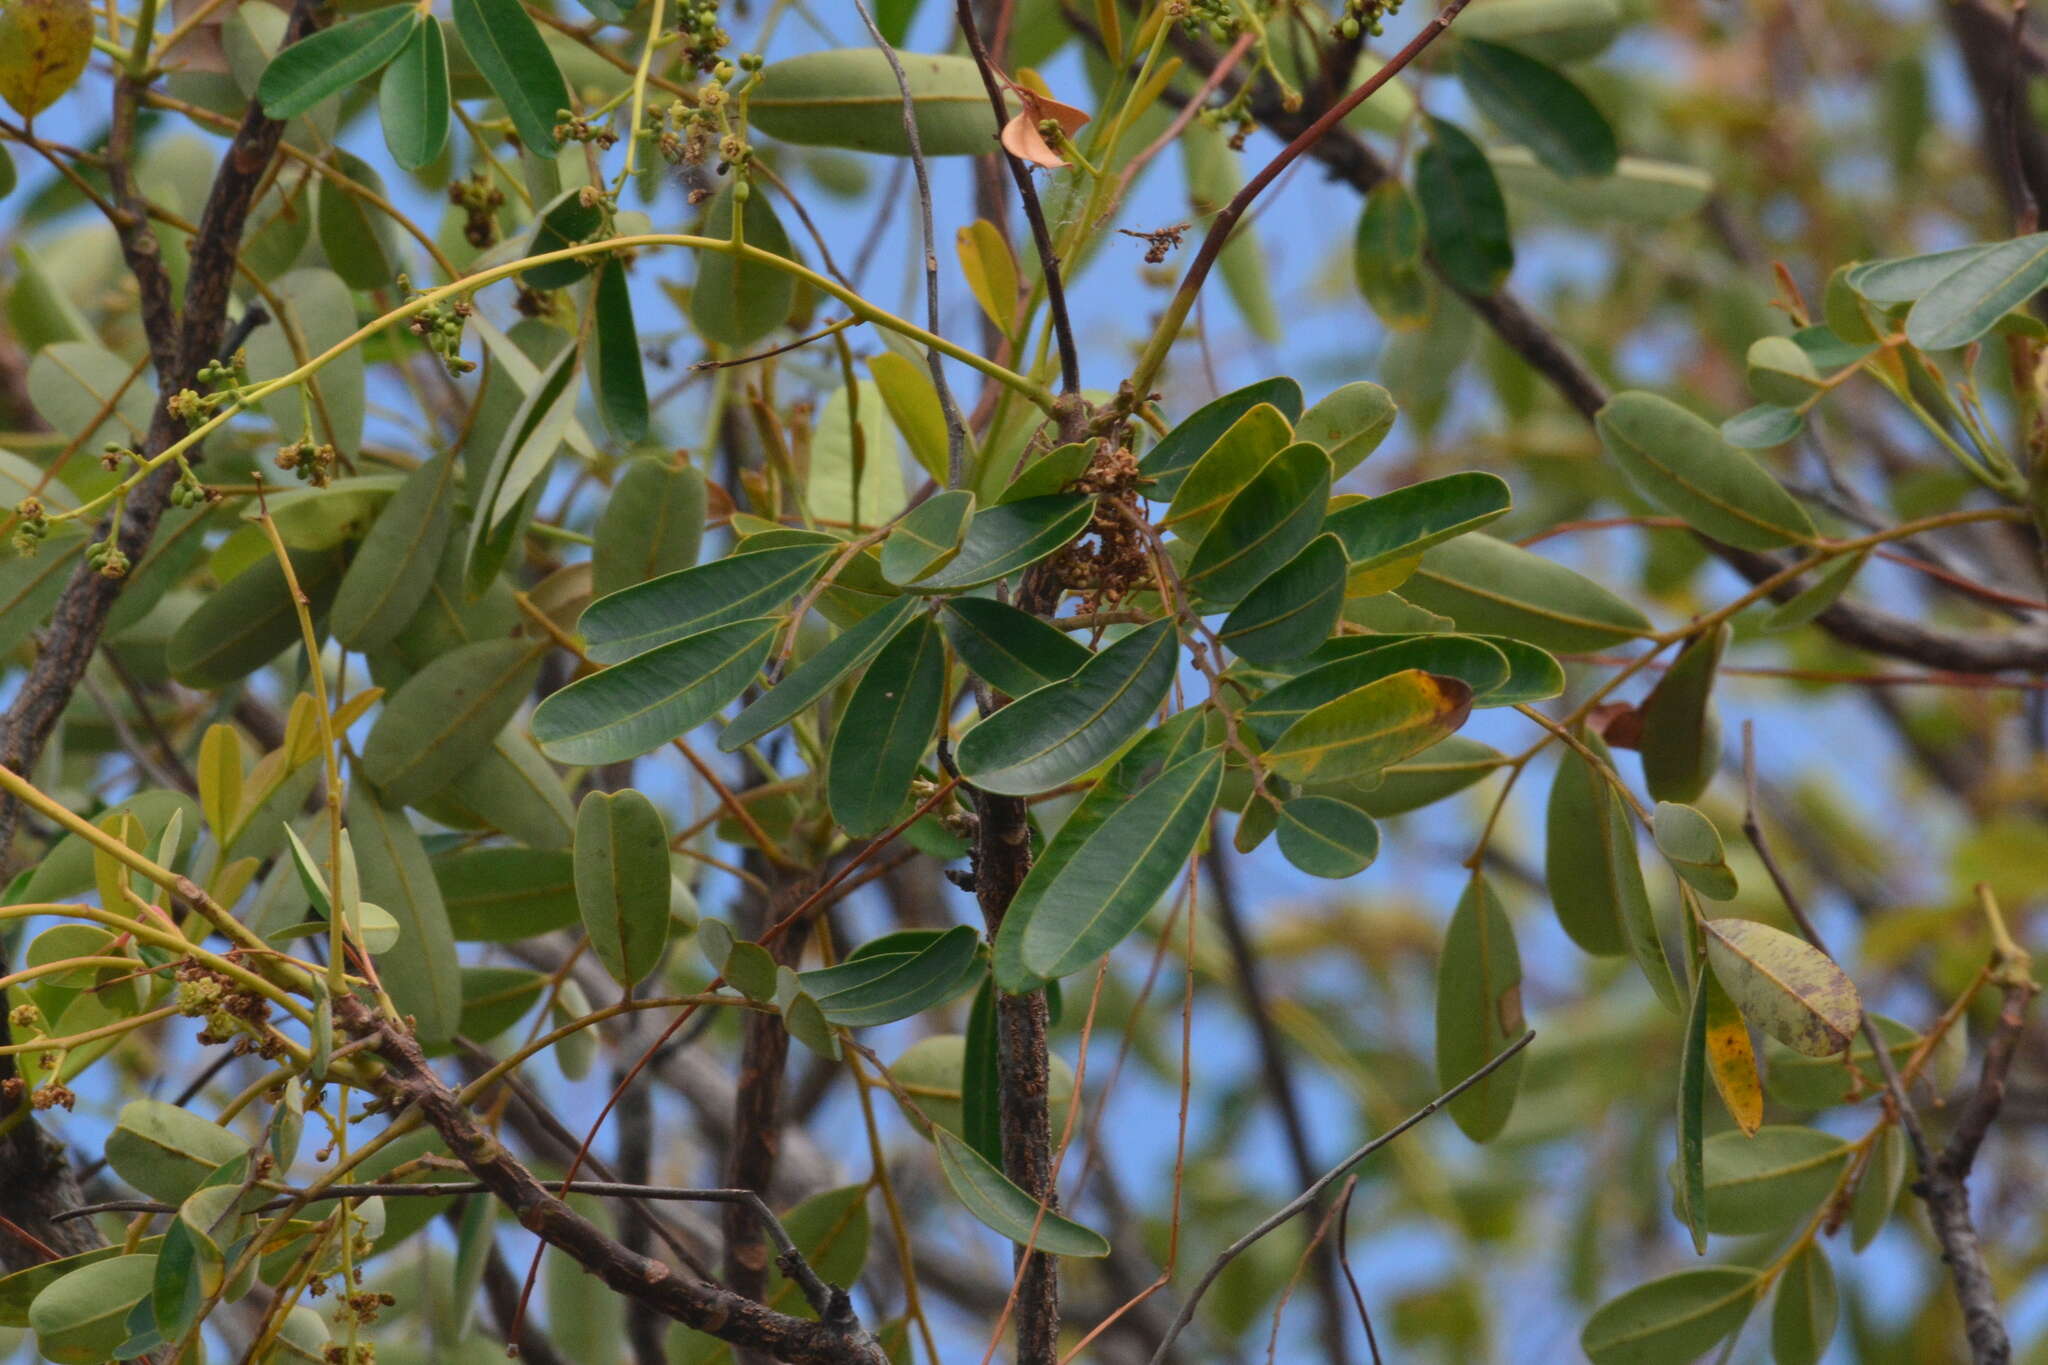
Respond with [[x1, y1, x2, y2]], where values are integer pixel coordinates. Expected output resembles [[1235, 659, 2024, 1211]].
[[1146, 1031, 1534, 1365], [1204, 837, 1355, 1365], [956, 0, 1083, 401], [853, 0, 971, 486]]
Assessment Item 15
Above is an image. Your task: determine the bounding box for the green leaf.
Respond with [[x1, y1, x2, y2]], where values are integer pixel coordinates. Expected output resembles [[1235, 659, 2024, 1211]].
[[1435, 873, 1527, 1142], [1764, 1014, 1960, 1111], [590, 259, 649, 443], [1463, 634, 1563, 706], [1638, 622, 1727, 804], [1139, 377, 1304, 500], [361, 638, 542, 807], [0, 1245, 156, 1331], [1295, 381, 1398, 477], [962, 985, 1002, 1163], [467, 340, 580, 592], [451, 0, 566, 155], [1324, 471, 1513, 574], [1488, 147, 1712, 222], [533, 617, 777, 765], [346, 786, 461, 1044], [1676, 960, 1709, 1253], [749, 50, 1006, 156], [1581, 1268, 1760, 1365], [1851, 1125, 1906, 1250], [1263, 669, 1475, 785], [1187, 442, 1332, 605], [166, 546, 347, 689], [28, 341, 151, 453], [1904, 231, 2048, 350], [592, 459, 706, 600], [807, 925, 981, 1027], [721, 594, 919, 751], [419, 726, 574, 850], [1002, 746, 1222, 986], [932, 1129, 1111, 1258], [582, 543, 833, 664], [1399, 533, 1651, 652], [1702, 917, 1862, 1057], [574, 789, 672, 989], [435, 848, 578, 939], [1353, 181, 1432, 329], [27, 1254, 157, 1365], [1652, 801, 1738, 901], [1544, 733, 1656, 975], [956, 620, 1178, 796], [1722, 404, 1805, 449], [1417, 116, 1515, 295], [1218, 533, 1348, 665], [1275, 796, 1380, 879], [378, 13, 450, 170], [257, 5, 415, 119], [316, 150, 404, 290], [1596, 392, 1815, 550], [1161, 406, 1295, 544], [1847, 242, 1997, 304], [1744, 336, 1825, 407], [106, 1100, 246, 1204], [331, 454, 457, 653], [521, 188, 605, 290], [1344, 735, 1506, 816], [1772, 1244, 1837, 1365], [985, 712, 1206, 990], [1759, 550, 1867, 633], [828, 615, 946, 835], [1455, 0, 1625, 63], [883, 489, 974, 586], [910, 493, 1095, 593], [244, 268, 366, 452], [808, 379, 908, 529], [940, 596, 1091, 697], [1690, 1126, 1851, 1234], [690, 180, 798, 347], [1455, 37, 1617, 178], [1245, 636, 1506, 746]]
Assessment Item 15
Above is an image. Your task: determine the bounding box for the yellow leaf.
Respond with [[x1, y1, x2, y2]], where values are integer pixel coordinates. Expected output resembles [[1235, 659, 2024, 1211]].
[[955, 219, 1019, 339], [0, 0, 93, 119], [1702, 964, 1763, 1135]]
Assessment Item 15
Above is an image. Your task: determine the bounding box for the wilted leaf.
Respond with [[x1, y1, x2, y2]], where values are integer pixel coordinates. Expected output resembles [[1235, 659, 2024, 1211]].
[[1702, 917, 1861, 1057]]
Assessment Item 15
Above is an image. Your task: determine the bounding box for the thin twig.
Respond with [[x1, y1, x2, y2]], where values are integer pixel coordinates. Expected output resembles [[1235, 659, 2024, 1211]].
[[1146, 1030, 1535, 1365], [956, 0, 1083, 400], [853, 0, 971, 486]]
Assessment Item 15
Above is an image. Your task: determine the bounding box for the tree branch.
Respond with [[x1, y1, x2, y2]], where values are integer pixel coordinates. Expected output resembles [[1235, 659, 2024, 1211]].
[[334, 996, 887, 1365], [1742, 723, 2031, 1364], [956, 0, 1083, 400], [1143, 25, 2048, 677]]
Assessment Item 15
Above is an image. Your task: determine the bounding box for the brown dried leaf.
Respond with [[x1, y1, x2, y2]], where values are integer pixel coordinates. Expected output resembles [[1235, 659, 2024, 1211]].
[[1000, 86, 1091, 170]]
